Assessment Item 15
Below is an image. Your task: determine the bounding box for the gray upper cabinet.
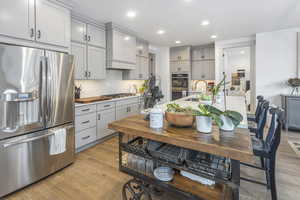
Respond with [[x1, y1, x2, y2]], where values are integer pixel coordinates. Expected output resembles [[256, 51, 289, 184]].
[[86, 24, 106, 48], [106, 23, 137, 70], [191, 45, 215, 80], [71, 19, 86, 44], [71, 19, 106, 48], [192, 46, 215, 60], [191, 60, 215, 80], [0, 0, 70, 48], [170, 60, 191, 73], [71, 18, 106, 80], [123, 39, 149, 80], [87, 46, 106, 80], [0, 0, 35, 41], [170, 46, 191, 73], [71, 42, 86, 80], [170, 46, 191, 61]]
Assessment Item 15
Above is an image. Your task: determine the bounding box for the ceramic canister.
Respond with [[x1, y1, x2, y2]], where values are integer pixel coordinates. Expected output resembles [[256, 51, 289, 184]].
[[150, 108, 163, 129]]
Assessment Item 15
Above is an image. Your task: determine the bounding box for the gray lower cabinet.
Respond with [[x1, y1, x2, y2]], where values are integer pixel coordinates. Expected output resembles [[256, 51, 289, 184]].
[[116, 104, 139, 120], [97, 108, 116, 139], [75, 127, 97, 148], [75, 97, 140, 151], [282, 95, 300, 130]]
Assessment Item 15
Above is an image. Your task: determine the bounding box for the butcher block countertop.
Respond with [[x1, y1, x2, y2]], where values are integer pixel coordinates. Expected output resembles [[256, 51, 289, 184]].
[[108, 115, 254, 163]]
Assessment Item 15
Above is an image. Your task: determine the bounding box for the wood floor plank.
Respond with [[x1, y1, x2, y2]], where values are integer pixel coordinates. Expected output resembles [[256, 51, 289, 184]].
[[4, 131, 300, 200]]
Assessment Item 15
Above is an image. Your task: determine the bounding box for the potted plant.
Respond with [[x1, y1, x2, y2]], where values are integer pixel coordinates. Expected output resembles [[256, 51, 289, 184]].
[[165, 103, 194, 127], [193, 104, 223, 133], [212, 75, 226, 104], [220, 110, 243, 132]]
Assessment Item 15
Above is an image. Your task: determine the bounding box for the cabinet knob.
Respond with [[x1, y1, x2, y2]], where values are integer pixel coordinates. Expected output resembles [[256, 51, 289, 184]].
[[30, 28, 35, 38], [98, 114, 101, 120], [37, 30, 41, 39], [88, 36, 91, 42], [84, 35, 88, 41]]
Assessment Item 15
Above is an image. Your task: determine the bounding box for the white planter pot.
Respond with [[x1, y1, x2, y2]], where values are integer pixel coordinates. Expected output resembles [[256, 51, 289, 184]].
[[196, 116, 212, 133], [220, 115, 235, 131]]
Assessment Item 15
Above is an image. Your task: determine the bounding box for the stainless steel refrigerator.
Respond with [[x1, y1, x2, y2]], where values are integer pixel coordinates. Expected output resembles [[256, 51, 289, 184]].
[[0, 43, 75, 197]]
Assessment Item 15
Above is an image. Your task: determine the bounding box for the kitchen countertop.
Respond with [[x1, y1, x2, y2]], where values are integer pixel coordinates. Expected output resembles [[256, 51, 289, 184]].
[[75, 95, 142, 107]]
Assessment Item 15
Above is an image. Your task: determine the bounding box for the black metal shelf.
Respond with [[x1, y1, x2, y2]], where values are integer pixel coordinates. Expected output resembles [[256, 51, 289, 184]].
[[120, 137, 234, 187]]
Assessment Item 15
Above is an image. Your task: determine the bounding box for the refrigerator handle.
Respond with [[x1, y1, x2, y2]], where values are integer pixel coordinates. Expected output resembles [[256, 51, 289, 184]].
[[40, 56, 48, 126]]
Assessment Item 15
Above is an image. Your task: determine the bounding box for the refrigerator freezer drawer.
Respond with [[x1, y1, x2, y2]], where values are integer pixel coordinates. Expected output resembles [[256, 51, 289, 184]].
[[0, 123, 75, 198]]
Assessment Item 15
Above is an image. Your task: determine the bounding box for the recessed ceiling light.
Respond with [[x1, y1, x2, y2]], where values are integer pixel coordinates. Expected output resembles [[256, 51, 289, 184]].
[[201, 20, 210, 26], [184, 0, 193, 2], [124, 36, 130, 41], [157, 30, 165, 35], [211, 35, 217, 39], [126, 11, 136, 18], [175, 40, 181, 44], [240, 50, 245, 54]]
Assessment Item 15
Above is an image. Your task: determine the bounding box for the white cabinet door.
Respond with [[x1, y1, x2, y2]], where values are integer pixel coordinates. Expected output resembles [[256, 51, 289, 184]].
[[116, 106, 130, 120], [71, 42, 87, 80], [71, 19, 86, 43], [97, 108, 116, 139], [113, 30, 136, 64], [87, 46, 106, 80], [0, 0, 35, 40], [35, 0, 70, 47], [87, 25, 106, 48]]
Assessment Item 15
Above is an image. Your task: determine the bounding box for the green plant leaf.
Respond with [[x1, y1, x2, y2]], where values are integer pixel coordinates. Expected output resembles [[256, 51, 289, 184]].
[[223, 110, 243, 126], [211, 113, 224, 127]]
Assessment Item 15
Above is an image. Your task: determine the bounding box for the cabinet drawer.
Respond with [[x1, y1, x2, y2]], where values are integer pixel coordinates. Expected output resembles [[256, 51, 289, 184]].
[[97, 101, 115, 111], [75, 113, 96, 132], [116, 97, 139, 107], [75, 105, 96, 116], [75, 127, 96, 148]]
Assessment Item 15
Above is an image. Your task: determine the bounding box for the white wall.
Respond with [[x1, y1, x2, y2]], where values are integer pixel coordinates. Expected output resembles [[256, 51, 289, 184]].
[[256, 28, 300, 105], [150, 45, 171, 103]]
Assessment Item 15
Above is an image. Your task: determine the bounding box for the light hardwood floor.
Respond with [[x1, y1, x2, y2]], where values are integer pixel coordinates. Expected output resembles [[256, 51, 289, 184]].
[[4, 131, 300, 200]]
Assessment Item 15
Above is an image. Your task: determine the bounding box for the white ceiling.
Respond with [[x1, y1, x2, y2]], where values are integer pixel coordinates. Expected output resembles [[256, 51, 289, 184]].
[[70, 0, 300, 46]]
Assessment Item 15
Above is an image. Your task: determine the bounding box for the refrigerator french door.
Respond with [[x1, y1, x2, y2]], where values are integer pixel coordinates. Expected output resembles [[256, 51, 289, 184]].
[[0, 44, 75, 197]]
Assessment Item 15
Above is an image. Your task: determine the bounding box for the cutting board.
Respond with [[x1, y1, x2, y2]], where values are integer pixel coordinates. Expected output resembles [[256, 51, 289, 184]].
[[75, 96, 112, 104]]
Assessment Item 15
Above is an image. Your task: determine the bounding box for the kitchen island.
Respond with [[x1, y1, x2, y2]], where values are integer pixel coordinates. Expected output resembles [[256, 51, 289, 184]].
[[108, 96, 254, 200]]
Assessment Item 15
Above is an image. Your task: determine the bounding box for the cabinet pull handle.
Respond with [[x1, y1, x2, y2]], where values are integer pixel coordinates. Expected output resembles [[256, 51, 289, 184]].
[[104, 105, 110, 108], [88, 36, 91, 41], [37, 30, 41, 39], [81, 108, 90, 112], [81, 120, 90, 124], [82, 136, 90, 140], [98, 114, 101, 120], [30, 28, 35, 38], [84, 71, 88, 78], [84, 35, 88, 41], [88, 71, 91, 77]]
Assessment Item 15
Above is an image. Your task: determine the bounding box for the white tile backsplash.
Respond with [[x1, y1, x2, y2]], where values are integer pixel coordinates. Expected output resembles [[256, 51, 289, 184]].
[[75, 70, 144, 98]]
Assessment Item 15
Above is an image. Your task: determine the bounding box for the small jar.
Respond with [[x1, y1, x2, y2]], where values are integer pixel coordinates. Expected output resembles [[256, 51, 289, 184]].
[[150, 108, 163, 129]]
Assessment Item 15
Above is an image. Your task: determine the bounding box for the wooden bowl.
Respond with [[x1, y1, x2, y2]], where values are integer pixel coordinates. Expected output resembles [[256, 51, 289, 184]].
[[165, 112, 194, 127]]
